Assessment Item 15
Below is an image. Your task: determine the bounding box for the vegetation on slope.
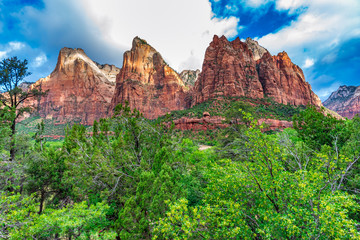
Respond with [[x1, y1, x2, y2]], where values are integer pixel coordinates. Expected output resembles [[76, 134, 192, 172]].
[[162, 96, 306, 121], [1, 102, 360, 239]]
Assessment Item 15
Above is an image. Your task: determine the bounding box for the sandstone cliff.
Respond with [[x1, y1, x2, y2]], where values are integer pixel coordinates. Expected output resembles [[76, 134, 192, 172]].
[[23, 47, 119, 125], [192, 35, 264, 105], [110, 37, 190, 119], [323, 85, 360, 119], [192, 35, 322, 107], [257, 50, 321, 106], [180, 69, 200, 87]]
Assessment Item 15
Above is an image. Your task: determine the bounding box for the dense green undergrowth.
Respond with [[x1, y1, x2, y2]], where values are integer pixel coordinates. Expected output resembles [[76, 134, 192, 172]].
[[1, 103, 360, 239], [160, 96, 305, 121]]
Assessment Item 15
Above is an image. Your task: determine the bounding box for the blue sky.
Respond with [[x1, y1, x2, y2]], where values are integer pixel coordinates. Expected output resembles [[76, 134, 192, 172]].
[[0, 0, 359, 101]]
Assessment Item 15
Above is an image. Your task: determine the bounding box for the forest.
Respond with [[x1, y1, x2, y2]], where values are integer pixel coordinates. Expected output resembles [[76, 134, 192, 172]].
[[1, 57, 360, 239], [1, 100, 360, 239]]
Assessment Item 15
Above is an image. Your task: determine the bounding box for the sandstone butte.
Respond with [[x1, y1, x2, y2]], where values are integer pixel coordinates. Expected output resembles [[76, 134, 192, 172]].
[[192, 35, 322, 107], [21, 47, 119, 125], [323, 85, 360, 119], [110, 37, 191, 119]]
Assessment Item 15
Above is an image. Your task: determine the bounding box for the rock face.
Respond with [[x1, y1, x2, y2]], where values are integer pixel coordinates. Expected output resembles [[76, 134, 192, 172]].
[[172, 112, 228, 131], [192, 35, 322, 107], [170, 112, 292, 131], [180, 69, 200, 87], [110, 37, 190, 119], [323, 85, 360, 119], [245, 37, 268, 61], [23, 47, 118, 125], [192, 35, 264, 105]]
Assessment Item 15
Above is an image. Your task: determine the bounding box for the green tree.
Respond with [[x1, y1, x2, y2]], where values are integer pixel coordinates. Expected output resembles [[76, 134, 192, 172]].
[[155, 117, 360, 239], [0, 57, 46, 161], [293, 105, 348, 150], [24, 148, 69, 214]]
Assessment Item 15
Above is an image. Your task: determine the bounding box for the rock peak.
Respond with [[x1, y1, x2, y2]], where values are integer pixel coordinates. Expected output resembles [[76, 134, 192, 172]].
[[111, 37, 190, 119], [324, 85, 360, 119], [194, 35, 322, 107], [22, 47, 118, 125], [245, 38, 268, 61], [132, 36, 149, 47]]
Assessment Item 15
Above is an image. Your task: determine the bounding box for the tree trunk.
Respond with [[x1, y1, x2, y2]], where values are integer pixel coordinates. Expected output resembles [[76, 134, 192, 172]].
[[10, 119, 16, 161], [39, 190, 45, 214]]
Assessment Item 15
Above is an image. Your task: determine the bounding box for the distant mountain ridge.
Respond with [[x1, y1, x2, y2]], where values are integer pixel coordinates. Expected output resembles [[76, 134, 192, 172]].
[[22, 35, 323, 124], [323, 85, 360, 119]]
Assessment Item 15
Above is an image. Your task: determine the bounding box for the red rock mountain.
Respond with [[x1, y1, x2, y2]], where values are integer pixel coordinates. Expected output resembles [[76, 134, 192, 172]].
[[110, 37, 190, 119], [20, 35, 323, 124], [323, 85, 360, 119], [23, 47, 119, 125], [192, 35, 322, 107]]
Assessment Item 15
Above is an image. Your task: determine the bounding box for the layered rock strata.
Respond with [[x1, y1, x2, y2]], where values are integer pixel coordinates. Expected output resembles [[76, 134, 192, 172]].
[[180, 69, 200, 87], [171, 112, 292, 131], [23, 47, 118, 125], [192, 35, 322, 107], [110, 37, 190, 119], [323, 85, 360, 119]]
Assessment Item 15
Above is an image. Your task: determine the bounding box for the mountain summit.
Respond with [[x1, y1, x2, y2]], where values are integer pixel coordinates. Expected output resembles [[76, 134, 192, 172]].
[[110, 37, 190, 119], [23, 47, 119, 125], [192, 35, 321, 107]]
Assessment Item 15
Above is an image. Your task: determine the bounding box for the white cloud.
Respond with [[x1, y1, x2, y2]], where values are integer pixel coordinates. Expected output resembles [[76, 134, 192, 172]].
[[275, 0, 309, 13], [0, 51, 7, 59], [225, 4, 239, 13], [33, 53, 48, 67], [244, 0, 273, 8], [303, 58, 314, 68], [258, 0, 360, 82], [8, 42, 25, 51], [0, 41, 26, 59], [79, 0, 239, 71], [316, 81, 341, 100]]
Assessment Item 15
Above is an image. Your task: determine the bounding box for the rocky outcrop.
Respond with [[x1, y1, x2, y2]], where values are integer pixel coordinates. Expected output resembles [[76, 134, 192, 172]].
[[18, 82, 32, 92], [323, 85, 360, 119], [192, 35, 322, 107], [110, 37, 190, 119], [171, 112, 292, 131], [95, 63, 120, 83], [258, 119, 293, 131], [245, 37, 268, 61], [180, 69, 200, 87], [192, 35, 264, 105], [257, 51, 321, 106], [23, 47, 119, 125], [172, 113, 228, 131]]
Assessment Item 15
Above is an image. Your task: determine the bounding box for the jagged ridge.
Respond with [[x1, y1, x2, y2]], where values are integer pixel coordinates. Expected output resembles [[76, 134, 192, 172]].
[[323, 85, 360, 119]]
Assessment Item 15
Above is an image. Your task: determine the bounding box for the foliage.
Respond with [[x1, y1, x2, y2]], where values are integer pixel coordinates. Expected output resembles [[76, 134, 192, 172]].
[[154, 115, 360, 240], [0, 193, 114, 239], [0, 56, 47, 160], [293, 105, 349, 150], [1, 101, 360, 239]]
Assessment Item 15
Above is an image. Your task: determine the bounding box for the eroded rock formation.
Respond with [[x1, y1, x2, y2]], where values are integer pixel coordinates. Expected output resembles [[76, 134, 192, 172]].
[[171, 112, 292, 131], [192, 35, 322, 107], [110, 37, 190, 119], [23, 47, 119, 125], [323, 85, 360, 119], [192, 35, 264, 105], [180, 69, 200, 87]]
